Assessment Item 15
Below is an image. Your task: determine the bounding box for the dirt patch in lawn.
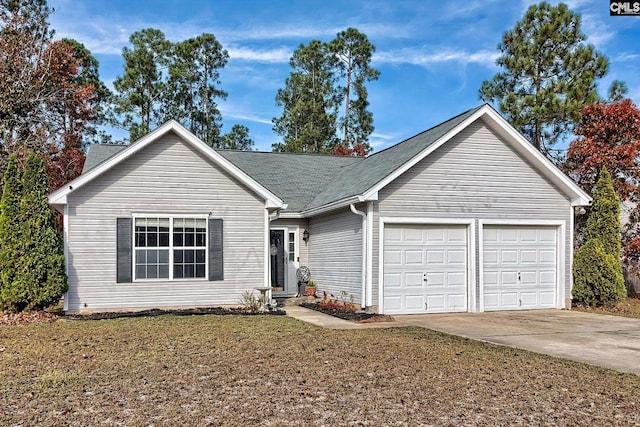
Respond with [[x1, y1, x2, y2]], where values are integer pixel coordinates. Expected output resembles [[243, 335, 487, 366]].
[[0, 311, 60, 326], [1, 315, 639, 426], [300, 301, 394, 323], [574, 297, 640, 319]]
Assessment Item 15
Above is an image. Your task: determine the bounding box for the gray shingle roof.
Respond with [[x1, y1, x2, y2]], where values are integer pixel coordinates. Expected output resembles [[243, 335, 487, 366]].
[[217, 151, 361, 212], [82, 144, 128, 173], [305, 105, 483, 210], [82, 105, 484, 214]]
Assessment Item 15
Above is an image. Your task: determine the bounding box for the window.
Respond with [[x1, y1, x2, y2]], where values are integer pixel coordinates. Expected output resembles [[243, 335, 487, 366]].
[[288, 232, 296, 262], [134, 217, 207, 280]]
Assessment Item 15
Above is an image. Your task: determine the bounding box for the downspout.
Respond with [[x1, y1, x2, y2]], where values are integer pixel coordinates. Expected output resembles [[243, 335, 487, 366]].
[[350, 203, 367, 310]]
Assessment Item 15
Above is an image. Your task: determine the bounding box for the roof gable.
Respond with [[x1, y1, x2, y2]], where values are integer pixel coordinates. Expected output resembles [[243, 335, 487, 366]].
[[49, 121, 286, 210], [60, 104, 591, 215]]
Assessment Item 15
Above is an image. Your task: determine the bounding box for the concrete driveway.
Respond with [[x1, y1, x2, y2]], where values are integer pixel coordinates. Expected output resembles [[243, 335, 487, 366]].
[[394, 310, 640, 375]]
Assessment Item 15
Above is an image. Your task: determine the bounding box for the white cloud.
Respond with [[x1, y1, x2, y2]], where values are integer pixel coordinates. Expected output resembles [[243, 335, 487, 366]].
[[227, 45, 292, 63], [368, 131, 400, 151], [219, 105, 273, 125], [374, 48, 499, 68], [580, 13, 614, 47], [614, 53, 640, 62]]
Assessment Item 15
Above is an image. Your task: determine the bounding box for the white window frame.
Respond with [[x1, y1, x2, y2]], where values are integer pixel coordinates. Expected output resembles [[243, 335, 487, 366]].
[[132, 214, 209, 282]]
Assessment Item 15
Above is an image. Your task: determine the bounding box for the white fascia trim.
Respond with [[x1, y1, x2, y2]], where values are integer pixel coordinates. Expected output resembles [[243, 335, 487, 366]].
[[482, 108, 592, 207], [378, 217, 475, 314], [478, 219, 566, 311], [278, 212, 304, 219], [362, 107, 489, 200], [300, 195, 362, 218], [132, 212, 211, 218], [48, 120, 285, 209]]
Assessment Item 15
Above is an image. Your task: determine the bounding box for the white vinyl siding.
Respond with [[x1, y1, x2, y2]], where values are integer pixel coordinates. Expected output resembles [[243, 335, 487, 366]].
[[65, 132, 265, 312], [308, 209, 362, 303], [375, 118, 572, 309]]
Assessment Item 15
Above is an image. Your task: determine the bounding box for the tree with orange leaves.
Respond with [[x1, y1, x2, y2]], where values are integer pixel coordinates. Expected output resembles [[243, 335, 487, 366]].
[[565, 98, 640, 266], [0, 0, 106, 190]]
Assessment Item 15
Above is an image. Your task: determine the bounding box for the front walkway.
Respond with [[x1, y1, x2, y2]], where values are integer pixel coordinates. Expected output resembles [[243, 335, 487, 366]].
[[286, 306, 640, 375]]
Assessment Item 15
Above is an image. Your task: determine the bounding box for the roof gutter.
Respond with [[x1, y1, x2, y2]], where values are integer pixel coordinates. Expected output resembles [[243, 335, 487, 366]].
[[301, 195, 364, 218], [350, 203, 367, 310]]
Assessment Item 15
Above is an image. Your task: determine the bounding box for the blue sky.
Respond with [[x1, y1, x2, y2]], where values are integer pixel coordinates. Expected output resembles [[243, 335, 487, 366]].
[[49, 0, 640, 152]]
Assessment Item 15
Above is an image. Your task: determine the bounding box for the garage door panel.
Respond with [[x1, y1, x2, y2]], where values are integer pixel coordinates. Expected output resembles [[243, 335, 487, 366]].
[[447, 249, 466, 264], [384, 295, 402, 311], [426, 294, 444, 310], [447, 227, 467, 242], [500, 249, 518, 263], [425, 228, 446, 243], [383, 224, 468, 314], [483, 271, 498, 286], [540, 270, 556, 283], [426, 272, 444, 286], [406, 295, 425, 310], [483, 225, 557, 311], [539, 228, 556, 242], [405, 272, 424, 287], [447, 272, 466, 286], [520, 250, 537, 263], [539, 292, 556, 305], [500, 292, 519, 307], [500, 271, 518, 286], [447, 294, 467, 311], [384, 249, 402, 265], [405, 227, 423, 242], [426, 250, 444, 264], [405, 250, 423, 264], [540, 250, 555, 263], [383, 273, 401, 288]]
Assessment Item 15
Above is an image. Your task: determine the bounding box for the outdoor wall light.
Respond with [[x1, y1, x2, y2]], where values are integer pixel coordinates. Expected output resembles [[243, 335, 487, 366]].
[[302, 229, 309, 242]]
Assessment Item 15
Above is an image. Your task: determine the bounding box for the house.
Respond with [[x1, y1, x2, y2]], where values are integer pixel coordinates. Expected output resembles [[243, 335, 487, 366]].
[[49, 104, 591, 314]]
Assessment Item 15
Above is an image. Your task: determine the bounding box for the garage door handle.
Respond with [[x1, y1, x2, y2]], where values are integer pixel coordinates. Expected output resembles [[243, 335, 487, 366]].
[[518, 272, 521, 281], [423, 274, 427, 283]]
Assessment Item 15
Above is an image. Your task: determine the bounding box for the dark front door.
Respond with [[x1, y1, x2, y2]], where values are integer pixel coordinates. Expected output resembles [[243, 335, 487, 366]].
[[270, 230, 285, 290]]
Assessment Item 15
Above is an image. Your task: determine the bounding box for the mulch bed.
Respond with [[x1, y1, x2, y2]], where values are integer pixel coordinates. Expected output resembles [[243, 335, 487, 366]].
[[65, 306, 287, 321], [300, 302, 394, 323], [1, 306, 286, 325]]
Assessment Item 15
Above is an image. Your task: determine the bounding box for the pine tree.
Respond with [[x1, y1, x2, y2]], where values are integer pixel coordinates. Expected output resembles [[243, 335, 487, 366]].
[[13, 151, 67, 311], [0, 154, 24, 310], [479, 2, 608, 156]]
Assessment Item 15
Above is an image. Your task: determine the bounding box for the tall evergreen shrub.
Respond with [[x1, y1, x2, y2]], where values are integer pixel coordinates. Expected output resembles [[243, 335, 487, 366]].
[[0, 154, 24, 310], [11, 152, 67, 311], [573, 167, 625, 307]]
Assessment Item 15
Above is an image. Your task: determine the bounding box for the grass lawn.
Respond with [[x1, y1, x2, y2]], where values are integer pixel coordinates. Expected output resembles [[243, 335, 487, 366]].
[[1, 314, 639, 426]]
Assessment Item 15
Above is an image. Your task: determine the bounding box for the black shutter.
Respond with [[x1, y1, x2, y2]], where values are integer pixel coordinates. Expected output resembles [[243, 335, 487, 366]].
[[209, 218, 224, 281], [116, 217, 132, 283]]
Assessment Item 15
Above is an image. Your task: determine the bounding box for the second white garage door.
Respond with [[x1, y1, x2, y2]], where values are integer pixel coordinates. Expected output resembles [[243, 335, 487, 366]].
[[482, 225, 558, 311], [383, 224, 468, 314]]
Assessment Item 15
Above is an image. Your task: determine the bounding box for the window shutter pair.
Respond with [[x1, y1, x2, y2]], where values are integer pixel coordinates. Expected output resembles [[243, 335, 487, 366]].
[[116, 217, 223, 283]]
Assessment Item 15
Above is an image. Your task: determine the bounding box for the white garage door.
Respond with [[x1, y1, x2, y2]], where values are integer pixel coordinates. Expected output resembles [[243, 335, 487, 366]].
[[383, 224, 468, 314], [483, 226, 557, 311]]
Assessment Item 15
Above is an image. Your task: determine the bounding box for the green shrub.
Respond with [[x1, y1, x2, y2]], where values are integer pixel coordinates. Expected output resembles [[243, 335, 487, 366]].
[[573, 239, 625, 307], [0, 154, 24, 311], [583, 167, 621, 258]]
